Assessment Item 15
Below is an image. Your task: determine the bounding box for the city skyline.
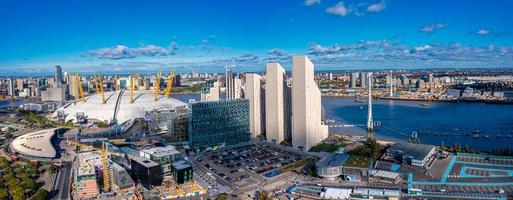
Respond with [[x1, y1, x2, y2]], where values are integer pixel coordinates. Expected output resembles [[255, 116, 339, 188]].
[[1, 0, 513, 75]]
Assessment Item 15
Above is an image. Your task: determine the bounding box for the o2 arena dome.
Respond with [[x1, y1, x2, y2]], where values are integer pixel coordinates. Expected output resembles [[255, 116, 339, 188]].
[[53, 90, 187, 124]]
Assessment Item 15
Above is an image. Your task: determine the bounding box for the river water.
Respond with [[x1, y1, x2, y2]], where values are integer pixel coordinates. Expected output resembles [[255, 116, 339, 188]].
[[323, 97, 513, 151]]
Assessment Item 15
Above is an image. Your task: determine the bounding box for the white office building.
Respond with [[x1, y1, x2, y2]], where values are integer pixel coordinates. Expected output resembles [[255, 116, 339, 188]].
[[291, 56, 329, 151], [265, 63, 287, 143], [245, 74, 263, 138]]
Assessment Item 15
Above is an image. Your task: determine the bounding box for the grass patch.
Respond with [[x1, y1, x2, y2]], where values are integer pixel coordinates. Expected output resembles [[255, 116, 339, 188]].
[[277, 157, 316, 174], [309, 143, 345, 153], [345, 155, 371, 168]]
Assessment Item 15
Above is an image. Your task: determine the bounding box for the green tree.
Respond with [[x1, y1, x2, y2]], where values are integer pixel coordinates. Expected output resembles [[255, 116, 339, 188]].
[[30, 189, 49, 200], [0, 188, 9, 199]]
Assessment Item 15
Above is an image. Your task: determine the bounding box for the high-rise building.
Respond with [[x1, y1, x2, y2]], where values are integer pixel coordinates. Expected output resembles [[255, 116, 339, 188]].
[[200, 80, 220, 102], [360, 72, 367, 88], [265, 63, 287, 144], [245, 74, 263, 138], [54, 65, 63, 84], [16, 79, 24, 91], [68, 74, 80, 100], [188, 99, 250, 149], [226, 69, 242, 100], [350, 72, 358, 88], [41, 86, 66, 102], [173, 74, 181, 87], [7, 79, 15, 97], [291, 56, 328, 151]]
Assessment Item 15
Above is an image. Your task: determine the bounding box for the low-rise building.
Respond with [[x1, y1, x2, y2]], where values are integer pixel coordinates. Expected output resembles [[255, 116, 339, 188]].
[[131, 157, 163, 188], [386, 143, 436, 168], [171, 160, 193, 184], [140, 145, 183, 177]]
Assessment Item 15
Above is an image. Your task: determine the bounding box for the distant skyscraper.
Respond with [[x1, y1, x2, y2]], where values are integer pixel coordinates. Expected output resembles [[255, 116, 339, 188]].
[[366, 73, 374, 140], [428, 73, 434, 83], [291, 56, 328, 151], [350, 72, 358, 88], [16, 79, 24, 91], [265, 63, 287, 144], [245, 74, 263, 138], [200, 80, 220, 102], [54, 66, 63, 84], [226, 68, 242, 100], [173, 74, 181, 87], [68, 74, 80, 100], [360, 72, 367, 88]]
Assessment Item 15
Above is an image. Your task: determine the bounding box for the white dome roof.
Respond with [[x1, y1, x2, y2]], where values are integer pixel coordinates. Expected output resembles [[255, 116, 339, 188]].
[[54, 90, 186, 124]]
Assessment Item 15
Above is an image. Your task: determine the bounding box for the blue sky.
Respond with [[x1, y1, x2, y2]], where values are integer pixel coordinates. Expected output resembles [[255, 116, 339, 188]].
[[1, 0, 513, 74]]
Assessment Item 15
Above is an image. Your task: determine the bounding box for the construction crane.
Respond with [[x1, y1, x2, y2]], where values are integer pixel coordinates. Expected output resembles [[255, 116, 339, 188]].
[[130, 73, 135, 103], [154, 69, 162, 102], [165, 68, 175, 98], [101, 141, 111, 192], [66, 140, 116, 192], [75, 73, 86, 101]]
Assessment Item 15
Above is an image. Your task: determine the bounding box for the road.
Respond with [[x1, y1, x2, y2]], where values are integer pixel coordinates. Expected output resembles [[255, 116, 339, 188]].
[[53, 161, 72, 200]]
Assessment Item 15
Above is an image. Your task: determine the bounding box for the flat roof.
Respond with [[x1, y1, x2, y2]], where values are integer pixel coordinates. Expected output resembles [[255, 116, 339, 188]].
[[10, 128, 58, 158], [316, 153, 350, 168], [371, 170, 401, 179], [172, 160, 191, 170], [140, 145, 180, 158], [133, 157, 159, 168], [388, 142, 435, 161]]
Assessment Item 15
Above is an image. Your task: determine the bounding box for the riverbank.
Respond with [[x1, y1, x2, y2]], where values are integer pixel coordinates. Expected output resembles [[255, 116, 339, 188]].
[[321, 94, 513, 104]]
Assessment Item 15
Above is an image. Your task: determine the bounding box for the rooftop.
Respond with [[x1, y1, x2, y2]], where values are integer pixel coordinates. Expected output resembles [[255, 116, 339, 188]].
[[388, 142, 436, 161], [370, 169, 401, 179], [140, 145, 180, 158], [172, 160, 191, 170], [133, 157, 159, 168], [53, 90, 187, 124], [316, 153, 350, 168], [10, 128, 58, 159]]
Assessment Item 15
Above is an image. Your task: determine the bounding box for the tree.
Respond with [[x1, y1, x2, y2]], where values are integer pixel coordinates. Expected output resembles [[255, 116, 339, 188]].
[[258, 190, 272, 200], [30, 189, 49, 200], [0, 188, 8, 199]]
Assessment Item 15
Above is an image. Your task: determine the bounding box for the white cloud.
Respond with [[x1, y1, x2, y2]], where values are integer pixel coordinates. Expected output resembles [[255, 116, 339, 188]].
[[326, 2, 349, 16], [477, 29, 490, 35], [420, 23, 448, 33], [84, 44, 176, 59], [367, 1, 386, 13], [305, 0, 320, 6]]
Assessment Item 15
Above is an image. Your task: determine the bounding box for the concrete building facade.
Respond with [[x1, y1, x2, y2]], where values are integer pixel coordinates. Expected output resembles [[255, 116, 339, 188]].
[[265, 63, 286, 144], [291, 56, 329, 151], [200, 80, 220, 102], [245, 73, 263, 138]]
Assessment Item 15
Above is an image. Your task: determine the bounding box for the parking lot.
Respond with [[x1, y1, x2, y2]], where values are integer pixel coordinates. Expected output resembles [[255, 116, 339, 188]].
[[412, 153, 513, 199], [197, 142, 307, 184]]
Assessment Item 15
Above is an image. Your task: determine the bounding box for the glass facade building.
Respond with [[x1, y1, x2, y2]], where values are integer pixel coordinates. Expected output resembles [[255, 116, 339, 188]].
[[188, 99, 250, 149]]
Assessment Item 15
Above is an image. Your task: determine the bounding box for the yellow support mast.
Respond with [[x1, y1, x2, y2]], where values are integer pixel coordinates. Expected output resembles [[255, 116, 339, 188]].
[[76, 73, 85, 101], [130, 72, 135, 103], [154, 69, 162, 102], [98, 73, 106, 104], [101, 141, 110, 192], [93, 73, 100, 94], [165, 68, 175, 98]]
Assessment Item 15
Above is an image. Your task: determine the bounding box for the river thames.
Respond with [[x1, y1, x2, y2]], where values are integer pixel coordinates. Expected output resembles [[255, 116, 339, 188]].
[[323, 97, 513, 152]]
